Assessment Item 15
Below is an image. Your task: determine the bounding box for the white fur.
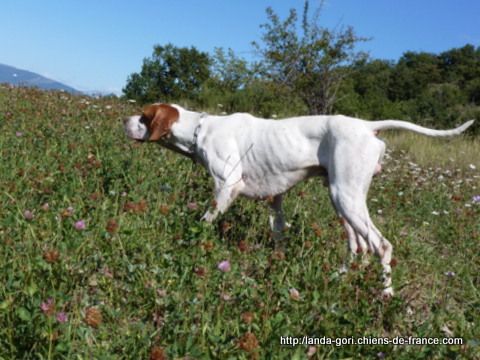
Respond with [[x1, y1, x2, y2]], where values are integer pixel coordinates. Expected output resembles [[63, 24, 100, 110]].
[[124, 105, 474, 297]]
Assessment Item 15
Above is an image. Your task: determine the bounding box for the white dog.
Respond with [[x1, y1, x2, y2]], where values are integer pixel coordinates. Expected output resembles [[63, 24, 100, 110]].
[[124, 103, 473, 297]]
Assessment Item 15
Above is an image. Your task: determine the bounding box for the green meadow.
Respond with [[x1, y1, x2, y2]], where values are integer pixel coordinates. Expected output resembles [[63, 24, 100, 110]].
[[0, 85, 479, 359]]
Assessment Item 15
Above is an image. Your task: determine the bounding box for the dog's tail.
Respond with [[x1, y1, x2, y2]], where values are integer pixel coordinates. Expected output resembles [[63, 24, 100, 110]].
[[367, 119, 474, 137]]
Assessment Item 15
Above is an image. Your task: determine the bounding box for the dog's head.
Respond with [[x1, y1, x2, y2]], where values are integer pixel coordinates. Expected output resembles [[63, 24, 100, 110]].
[[124, 103, 179, 142]]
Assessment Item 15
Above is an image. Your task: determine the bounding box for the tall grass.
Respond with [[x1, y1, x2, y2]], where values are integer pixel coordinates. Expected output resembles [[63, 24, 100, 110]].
[[384, 131, 480, 170], [0, 85, 479, 359]]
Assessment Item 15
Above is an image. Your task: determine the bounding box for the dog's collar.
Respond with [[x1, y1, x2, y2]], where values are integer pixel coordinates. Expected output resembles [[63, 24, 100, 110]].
[[190, 112, 208, 158]]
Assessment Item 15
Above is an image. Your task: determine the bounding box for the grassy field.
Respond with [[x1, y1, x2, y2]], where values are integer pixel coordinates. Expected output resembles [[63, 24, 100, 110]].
[[0, 85, 479, 359]]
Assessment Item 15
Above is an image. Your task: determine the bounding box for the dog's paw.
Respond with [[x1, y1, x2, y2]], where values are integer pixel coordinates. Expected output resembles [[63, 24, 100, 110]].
[[382, 287, 394, 299], [338, 264, 349, 274], [201, 211, 216, 223]]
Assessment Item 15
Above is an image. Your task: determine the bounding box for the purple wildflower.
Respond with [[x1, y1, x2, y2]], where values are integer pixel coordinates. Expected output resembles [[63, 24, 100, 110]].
[[40, 298, 55, 315], [23, 210, 34, 221], [187, 202, 198, 210], [56, 312, 68, 323], [74, 220, 86, 231], [217, 260, 231, 272]]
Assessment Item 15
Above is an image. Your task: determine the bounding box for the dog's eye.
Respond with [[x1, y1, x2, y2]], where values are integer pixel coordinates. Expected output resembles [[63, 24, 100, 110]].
[[139, 116, 147, 125]]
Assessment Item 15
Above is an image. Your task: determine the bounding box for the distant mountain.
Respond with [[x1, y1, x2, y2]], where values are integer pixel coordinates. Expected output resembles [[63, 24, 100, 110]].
[[0, 63, 81, 94]]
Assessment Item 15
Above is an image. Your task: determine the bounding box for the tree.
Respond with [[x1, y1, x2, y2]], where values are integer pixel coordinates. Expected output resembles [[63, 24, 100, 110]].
[[123, 44, 211, 104], [439, 44, 480, 85], [335, 59, 402, 119], [210, 48, 251, 93], [253, 0, 368, 114], [412, 83, 465, 127], [439, 44, 480, 105], [389, 51, 441, 101], [198, 48, 251, 112], [199, 48, 305, 117]]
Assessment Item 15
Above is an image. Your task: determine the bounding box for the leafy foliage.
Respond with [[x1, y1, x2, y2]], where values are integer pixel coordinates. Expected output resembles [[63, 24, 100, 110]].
[[253, 1, 368, 115], [123, 43, 211, 104], [336, 45, 480, 133]]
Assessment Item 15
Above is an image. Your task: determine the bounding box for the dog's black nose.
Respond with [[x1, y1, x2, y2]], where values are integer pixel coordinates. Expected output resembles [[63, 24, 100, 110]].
[[123, 117, 130, 125]]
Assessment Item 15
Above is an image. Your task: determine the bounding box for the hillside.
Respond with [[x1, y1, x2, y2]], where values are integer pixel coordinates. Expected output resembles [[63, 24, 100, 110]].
[[0, 86, 478, 358], [0, 63, 81, 94]]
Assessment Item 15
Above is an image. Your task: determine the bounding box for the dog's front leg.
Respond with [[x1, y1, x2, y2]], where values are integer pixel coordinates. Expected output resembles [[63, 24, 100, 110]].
[[201, 177, 244, 223]]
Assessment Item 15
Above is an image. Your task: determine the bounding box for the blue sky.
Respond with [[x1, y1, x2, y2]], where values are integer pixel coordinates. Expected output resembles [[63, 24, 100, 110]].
[[1, 0, 479, 94]]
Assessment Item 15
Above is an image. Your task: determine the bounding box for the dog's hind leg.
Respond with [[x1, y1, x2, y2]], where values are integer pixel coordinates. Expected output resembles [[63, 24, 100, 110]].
[[331, 189, 394, 297], [328, 138, 394, 297], [368, 217, 393, 295], [268, 194, 287, 245], [341, 218, 370, 272]]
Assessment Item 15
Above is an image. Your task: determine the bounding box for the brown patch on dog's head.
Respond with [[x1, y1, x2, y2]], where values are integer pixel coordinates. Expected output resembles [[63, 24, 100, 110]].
[[140, 104, 179, 141]]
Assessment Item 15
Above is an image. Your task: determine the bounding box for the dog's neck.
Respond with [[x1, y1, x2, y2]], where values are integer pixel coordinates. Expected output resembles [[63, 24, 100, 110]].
[[162, 107, 205, 159]]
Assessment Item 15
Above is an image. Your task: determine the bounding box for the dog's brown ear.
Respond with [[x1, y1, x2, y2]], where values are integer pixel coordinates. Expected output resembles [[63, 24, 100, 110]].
[[142, 104, 179, 141]]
